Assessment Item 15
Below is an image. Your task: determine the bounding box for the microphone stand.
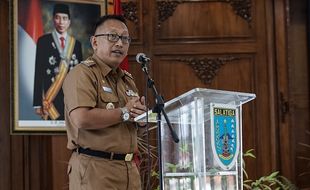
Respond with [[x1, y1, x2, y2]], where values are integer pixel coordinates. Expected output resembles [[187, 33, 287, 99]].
[[139, 61, 179, 190]]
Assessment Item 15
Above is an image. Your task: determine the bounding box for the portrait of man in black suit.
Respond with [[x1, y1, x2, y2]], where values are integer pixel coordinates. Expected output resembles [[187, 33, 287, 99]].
[[33, 3, 83, 120]]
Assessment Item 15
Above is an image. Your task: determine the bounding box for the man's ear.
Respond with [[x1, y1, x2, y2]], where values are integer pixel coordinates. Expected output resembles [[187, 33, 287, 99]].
[[90, 36, 97, 50]]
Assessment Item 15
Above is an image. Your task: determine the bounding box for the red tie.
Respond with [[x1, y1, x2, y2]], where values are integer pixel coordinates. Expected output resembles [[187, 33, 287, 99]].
[[60, 37, 65, 49]]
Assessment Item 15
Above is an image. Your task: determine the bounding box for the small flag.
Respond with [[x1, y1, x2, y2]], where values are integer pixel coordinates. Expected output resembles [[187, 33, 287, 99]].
[[114, 0, 129, 71], [18, 0, 44, 119]]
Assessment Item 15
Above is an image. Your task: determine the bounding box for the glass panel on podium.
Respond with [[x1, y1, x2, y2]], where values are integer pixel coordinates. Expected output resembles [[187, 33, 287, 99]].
[[135, 88, 256, 190]]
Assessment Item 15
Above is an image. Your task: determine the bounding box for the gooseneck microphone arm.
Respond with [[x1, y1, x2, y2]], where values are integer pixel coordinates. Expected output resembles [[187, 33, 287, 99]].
[[136, 53, 179, 143], [136, 53, 179, 190], [143, 68, 179, 143]]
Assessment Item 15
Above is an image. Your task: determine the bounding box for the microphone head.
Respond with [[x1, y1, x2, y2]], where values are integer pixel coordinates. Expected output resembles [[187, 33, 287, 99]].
[[136, 53, 146, 63]]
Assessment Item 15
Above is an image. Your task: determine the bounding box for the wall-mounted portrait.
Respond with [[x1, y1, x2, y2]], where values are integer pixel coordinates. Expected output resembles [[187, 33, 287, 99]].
[[11, 0, 107, 133]]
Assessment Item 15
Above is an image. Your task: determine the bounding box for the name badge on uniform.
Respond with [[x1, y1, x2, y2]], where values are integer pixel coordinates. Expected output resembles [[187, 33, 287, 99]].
[[102, 86, 112, 93], [106, 102, 115, 110], [126, 89, 138, 97]]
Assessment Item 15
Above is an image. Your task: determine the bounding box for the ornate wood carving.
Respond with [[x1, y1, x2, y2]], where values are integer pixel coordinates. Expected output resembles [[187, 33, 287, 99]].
[[156, 0, 252, 28], [122, 2, 139, 27], [219, 0, 252, 24], [157, 1, 183, 28], [177, 56, 239, 84]]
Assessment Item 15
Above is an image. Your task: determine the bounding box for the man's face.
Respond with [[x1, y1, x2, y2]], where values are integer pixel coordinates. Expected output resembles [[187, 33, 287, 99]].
[[53, 13, 70, 34], [91, 19, 130, 68]]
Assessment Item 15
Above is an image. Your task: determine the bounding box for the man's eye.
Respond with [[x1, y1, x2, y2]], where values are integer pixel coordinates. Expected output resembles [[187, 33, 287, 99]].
[[110, 34, 118, 39]]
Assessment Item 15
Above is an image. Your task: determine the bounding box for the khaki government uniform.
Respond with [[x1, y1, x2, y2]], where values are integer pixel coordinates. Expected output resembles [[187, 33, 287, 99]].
[[63, 54, 141, 190]]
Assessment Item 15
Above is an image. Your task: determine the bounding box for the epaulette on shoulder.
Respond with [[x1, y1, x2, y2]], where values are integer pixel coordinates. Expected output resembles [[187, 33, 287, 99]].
[[82, 58, 95, 67], [123, 70, 134, 79]]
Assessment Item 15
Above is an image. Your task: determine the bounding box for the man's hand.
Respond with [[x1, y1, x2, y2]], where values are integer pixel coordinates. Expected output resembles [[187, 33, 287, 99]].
[[34, 107, 48, 120], [125, 96, 147, 124]]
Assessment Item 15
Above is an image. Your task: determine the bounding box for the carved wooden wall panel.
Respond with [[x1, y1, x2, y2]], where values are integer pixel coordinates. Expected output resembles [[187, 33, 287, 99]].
[[123, 1, 142, 44], [286, 0, 310, 188], [175, 56, 240, 85], [152, 56, 254, 97], [150, 55, 258, 179], [127, 19, 140, 41], [122, 0, 274, 183], [157, 0, 253, 27], [139, 0, 274, 182], [156, 2, 253, 42]]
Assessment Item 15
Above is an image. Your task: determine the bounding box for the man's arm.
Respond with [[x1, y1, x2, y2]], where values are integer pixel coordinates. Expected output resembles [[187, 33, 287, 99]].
[[33, 36, 48, 118], [70, 107, 122, 129], [69, 96, 146, 129]]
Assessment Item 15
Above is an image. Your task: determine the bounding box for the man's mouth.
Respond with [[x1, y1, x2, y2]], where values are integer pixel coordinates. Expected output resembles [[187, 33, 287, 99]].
[[111, 50, 123, 56]]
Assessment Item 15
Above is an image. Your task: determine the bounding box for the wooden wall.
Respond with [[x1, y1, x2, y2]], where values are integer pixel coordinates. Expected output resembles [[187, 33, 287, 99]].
[[0, 0, 76, 189], [129, 0, 277, 182], [287, 0, 310, 188], [0, 0, 309, 189], [0, 1, 10, 188]]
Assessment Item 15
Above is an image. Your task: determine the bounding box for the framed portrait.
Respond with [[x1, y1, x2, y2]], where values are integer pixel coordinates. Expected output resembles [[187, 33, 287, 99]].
[[11, 0, 107, 133]]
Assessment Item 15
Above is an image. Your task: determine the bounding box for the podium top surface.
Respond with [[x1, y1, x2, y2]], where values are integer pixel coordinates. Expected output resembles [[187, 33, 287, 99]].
[[166, 88, 255, 105], [135, 88, 256, 123]]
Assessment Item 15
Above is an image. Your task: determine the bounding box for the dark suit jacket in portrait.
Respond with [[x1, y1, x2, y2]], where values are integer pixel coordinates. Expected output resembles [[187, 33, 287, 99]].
[[33, 31, 82, 120]]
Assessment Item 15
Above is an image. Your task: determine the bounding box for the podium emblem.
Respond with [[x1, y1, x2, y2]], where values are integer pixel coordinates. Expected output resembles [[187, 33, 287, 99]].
[[210, 103, 239, 170]]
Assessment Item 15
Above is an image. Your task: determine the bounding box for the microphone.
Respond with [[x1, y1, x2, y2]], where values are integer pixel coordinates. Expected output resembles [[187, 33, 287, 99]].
[[136, 53, 151, 63]]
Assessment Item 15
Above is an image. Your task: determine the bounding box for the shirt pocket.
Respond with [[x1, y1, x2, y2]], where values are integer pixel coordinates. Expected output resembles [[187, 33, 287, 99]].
[[99, 91, 119, 109]]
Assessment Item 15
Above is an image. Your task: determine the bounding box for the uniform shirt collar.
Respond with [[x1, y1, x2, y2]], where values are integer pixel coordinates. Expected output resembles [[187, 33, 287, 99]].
[[91, 54, 125, 78]]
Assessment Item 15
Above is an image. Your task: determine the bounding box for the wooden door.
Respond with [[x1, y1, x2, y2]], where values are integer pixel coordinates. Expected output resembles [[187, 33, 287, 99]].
[[126, 0, 279, 182]]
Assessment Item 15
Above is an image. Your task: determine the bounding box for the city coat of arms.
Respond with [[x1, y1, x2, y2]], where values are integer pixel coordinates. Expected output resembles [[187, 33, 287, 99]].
[[210, 103, 239, 170]]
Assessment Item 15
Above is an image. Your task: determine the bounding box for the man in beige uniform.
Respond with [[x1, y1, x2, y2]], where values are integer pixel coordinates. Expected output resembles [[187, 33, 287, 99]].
[[63, 15, 146, 190]]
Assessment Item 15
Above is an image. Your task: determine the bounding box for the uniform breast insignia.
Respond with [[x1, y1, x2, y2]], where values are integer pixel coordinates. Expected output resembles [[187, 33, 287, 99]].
[[51, 42, 56, 49], [124, 70, 134, 79], [82, 58, 95, 67], [46, 68, 51, 75], [125, 89, 138, 97], [102, 86, 112, 93], [54, 67, 59, 75], [69, 54, 79, 70], [49, 56, 56, 65], [106, 102, 115, 110]]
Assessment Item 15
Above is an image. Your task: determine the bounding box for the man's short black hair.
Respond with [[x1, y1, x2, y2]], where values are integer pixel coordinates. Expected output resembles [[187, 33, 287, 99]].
[[92, 15, 127, 35], [53, 3, 70, 19]]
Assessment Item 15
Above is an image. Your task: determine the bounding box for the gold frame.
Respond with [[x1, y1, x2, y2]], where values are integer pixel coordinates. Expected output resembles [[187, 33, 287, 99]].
[[11, 0, 106, 134]]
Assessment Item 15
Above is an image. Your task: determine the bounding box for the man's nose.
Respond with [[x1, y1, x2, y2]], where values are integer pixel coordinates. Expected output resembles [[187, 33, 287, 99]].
[[59, 18, 65, 24], [115, 38, 124, 46]]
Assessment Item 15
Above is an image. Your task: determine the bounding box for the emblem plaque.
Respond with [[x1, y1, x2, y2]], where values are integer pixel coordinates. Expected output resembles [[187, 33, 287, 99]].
[[210, 103, 239, 170]]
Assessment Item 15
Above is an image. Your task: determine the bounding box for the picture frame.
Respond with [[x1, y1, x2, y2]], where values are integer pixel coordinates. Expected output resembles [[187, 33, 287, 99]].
[[11, 0, 107, 133]]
